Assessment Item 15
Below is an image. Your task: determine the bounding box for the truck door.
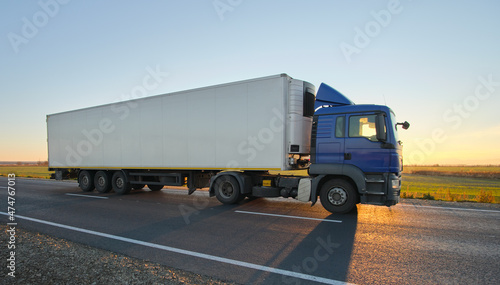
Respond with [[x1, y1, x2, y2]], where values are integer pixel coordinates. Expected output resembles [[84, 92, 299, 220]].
[[314, 114, 345, 164], [344, 113, 390, 173]]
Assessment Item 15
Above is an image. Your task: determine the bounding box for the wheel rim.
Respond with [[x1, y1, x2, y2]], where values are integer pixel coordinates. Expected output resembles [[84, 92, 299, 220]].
[[97, 176, 105, 187], [220, 181, 234, 199], [116, 177, 124, 189], [327, 187, 348, 206], [81, 176, 89, 187]]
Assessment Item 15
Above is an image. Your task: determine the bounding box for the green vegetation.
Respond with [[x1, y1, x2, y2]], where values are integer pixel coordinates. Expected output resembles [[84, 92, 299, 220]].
[[0, 166, 52, 179], [401, 173, 499, 203], [404, 165, 500, 179]]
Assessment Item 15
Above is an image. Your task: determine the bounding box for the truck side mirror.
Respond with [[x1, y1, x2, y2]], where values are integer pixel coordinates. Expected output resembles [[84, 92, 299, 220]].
[[397, 121, 410, 130], [402, 121, 410, 130], [376, 114, 387, 142]]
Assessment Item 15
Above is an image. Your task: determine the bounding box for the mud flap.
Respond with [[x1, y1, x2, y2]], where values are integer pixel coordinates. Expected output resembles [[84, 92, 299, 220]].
[[297, 178, 312, 202]]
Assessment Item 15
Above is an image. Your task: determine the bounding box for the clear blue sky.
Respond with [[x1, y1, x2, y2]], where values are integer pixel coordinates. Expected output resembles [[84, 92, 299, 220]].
[[1, 0, 499, 165]]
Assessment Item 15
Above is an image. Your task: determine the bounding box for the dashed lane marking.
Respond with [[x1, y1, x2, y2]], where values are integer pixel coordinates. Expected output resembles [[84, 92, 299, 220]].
[[65, 193, 109, 199], [235, 210, 342, 223]]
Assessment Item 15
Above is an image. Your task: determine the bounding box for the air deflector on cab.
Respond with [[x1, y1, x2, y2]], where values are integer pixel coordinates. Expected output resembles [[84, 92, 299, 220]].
[[314, 83, 354, 109]]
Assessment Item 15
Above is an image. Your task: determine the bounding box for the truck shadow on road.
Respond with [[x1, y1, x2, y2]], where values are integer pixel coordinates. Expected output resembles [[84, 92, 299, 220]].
[[86, 193, 357, 285], [250, 209, 358, 284]]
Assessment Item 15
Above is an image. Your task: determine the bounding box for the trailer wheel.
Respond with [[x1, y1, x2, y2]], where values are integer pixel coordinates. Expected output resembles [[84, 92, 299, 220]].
[[94, 171, 112, 193], [112, 171, 131, 195], [78, 170, 95, 192], [319, 179, 357, 214], [214, 175, 242, 204], [132, 184, 146, 190], [148, 184, 163, 191]]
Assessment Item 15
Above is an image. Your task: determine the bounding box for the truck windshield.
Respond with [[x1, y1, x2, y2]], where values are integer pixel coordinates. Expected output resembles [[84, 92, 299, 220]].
[[390, 111, 399, 142]]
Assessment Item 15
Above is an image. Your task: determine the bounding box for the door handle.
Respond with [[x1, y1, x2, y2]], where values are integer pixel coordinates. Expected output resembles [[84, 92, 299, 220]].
[[344, 153, 352, 160]]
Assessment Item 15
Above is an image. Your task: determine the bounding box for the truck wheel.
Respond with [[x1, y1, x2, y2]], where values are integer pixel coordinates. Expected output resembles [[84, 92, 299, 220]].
[[112, 171, 131, 195], [214, 175, 242, 204], [79, 170, 95, 192], [94, 171, 112, 193], [319, 179, 358, 214], [132, 184, 146, 190], [148, 184, 163, 191]]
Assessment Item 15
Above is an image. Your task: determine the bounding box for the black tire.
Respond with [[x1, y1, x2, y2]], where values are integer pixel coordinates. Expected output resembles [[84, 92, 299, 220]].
[[112, 171, 131, 195], [214, 175, 242, 204], [94, 171, 112, 193], [132, 184, 146, 190], [148, 184, 163, 191], [78, 170, 95, 192], [319, 179, 358, 214]]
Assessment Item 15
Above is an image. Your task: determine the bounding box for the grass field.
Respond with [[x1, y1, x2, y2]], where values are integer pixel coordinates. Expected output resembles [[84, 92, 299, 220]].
[[0, 166, 53, 179], [404, 165, 500, 178], [2, 165, 499, 203], [402, 174, 499, 203]]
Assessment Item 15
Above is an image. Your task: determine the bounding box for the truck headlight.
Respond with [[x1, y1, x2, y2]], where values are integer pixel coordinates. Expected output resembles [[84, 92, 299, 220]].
[[391, 179, 400, 189]]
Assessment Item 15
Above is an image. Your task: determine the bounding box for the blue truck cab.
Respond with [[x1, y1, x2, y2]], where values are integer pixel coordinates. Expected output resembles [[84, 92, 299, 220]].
[[308, 83, 407, 213]]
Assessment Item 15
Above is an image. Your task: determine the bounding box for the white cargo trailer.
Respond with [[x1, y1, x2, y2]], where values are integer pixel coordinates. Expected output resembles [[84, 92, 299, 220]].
[[48, 74, 316, 197], [48, 74, 314, 171], [47, 73, 408, 213]]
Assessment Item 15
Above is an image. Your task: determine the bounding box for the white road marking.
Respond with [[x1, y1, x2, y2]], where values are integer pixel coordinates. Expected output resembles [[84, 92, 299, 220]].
[[235, 210, 343, 223], [0, 212, 352, 285], [398, 204, 500, 213], [65, 193, 109, 199]]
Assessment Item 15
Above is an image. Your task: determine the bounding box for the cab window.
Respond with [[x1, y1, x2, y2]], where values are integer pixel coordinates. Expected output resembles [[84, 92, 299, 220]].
[[335, 116, 345, 137], [349, 115, 378, 141]]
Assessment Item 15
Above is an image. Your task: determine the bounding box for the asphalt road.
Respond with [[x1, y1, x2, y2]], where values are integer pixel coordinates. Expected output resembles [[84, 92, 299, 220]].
[[1, 177, 499, 284]]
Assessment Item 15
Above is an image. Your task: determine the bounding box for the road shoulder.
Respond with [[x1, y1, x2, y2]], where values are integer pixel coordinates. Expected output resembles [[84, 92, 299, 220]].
[[1, 225, 237, 285]]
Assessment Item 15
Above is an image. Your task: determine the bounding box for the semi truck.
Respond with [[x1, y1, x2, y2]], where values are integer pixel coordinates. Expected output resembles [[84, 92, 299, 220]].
[[47, 74, 409, 213]]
